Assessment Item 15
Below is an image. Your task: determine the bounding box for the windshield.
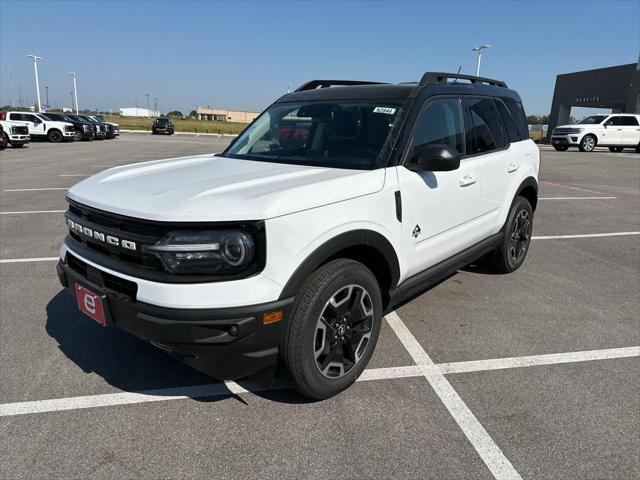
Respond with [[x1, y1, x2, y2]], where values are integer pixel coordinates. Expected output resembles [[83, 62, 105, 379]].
[[224, 101, 403, 169], [577, 115, 608, 125], [155, 118, 170, 124]]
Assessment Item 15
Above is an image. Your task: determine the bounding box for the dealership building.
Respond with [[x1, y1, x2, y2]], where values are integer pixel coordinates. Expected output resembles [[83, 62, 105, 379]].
[[196, 107, 260, 123], [546, 60, 640, 141]]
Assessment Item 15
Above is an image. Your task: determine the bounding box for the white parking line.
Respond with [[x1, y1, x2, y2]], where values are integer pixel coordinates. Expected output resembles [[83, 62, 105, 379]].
[[1, 344, 637, 419], [58, 174, 88, 177], [385, 311, 522, 480], [0, 257, 59, 264], [539, 196, 617, 200], [3, 188, 68, 192], [533, 232, 639, 240], [0, 210, 65, 215]]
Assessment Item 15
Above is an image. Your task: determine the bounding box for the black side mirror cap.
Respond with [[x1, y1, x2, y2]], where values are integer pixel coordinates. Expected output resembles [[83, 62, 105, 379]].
[[406, 143, 461, 172]]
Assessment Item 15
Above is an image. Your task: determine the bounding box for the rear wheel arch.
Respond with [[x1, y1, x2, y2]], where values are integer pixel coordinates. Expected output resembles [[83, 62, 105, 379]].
[[279, 230, 400, 309], [515, 176, 538, 211]]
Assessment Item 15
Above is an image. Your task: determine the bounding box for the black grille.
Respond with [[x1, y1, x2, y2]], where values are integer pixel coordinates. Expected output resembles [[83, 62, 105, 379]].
[[12, 126, 28, 135], [67, 252, 138, 299], [64, 199, 266, 284]]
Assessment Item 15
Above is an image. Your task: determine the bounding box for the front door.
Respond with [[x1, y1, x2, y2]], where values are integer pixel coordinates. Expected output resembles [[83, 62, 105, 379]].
[[397, 97, 482, 278]]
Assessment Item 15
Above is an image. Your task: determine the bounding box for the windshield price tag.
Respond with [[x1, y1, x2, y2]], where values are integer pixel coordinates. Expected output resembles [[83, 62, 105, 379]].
[[373, 107, 397, 115]]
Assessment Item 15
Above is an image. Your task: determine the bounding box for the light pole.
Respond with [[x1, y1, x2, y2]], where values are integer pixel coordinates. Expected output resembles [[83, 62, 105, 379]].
[[471, 45, 490, 77], [45, 86, 49, 110], [70, 72, 79, 114], [70, 91, 75, 111], [153, 97, 158, 117], [145, 93, 150, 117], [27, 54, 43, 112]]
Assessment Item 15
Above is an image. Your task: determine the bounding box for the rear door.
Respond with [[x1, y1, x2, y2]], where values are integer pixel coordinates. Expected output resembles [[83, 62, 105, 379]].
[[461, 97, 512, 237], [619, 116, 640, 145], [602, 116, 624, 145], [396, 96, 483, 277]]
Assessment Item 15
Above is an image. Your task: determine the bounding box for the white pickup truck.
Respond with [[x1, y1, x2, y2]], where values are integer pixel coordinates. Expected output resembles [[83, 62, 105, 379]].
[[5, 111, 76, 143], [0, 118, 31, 147], [550, 113, 640, 153]]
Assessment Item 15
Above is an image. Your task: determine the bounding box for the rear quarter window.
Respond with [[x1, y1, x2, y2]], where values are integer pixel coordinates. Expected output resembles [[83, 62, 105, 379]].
[[502, 98, 529, 141]]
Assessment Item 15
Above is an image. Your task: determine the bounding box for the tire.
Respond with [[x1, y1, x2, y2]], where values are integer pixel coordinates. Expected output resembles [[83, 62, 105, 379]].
[[487, 196, 533, 274], [280, 259, 383, 399], [11, 143, 24, 148], [578, 134, 596, 152], [47, 129, 63, 143], [74, 130, 82, 141], [553, 145, 569, 151], [636, 144, 640, 154], [609, 147, 623, 153]]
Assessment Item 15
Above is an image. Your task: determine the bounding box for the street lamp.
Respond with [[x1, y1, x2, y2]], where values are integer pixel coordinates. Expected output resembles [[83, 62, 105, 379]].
[[471, 45, 491, 77], [27, 54, 43, 112], [153, 97, 158, 117], [69, 72, 79, 114], [145, 93, 150, 117]]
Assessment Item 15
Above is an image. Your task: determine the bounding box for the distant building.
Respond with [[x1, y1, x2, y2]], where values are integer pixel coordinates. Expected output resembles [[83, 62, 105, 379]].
[[196, 107, 260, 123], [119, 107, 160, 117]]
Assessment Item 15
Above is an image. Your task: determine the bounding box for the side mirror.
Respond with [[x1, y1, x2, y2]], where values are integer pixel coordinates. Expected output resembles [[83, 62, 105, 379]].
[[406, 144, 461, 172]]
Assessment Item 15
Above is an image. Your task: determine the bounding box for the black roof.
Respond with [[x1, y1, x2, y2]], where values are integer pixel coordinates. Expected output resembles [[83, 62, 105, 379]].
[[276, 73, 521, 103]]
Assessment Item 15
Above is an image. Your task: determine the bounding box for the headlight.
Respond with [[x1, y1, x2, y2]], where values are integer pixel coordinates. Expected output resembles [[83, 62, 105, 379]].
[[65, 125, 75, 132], [83, 124, 90, 131], [145, 230, 256, 274]]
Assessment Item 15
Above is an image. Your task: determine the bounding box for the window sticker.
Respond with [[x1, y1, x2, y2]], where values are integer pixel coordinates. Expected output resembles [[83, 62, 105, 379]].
[[373, 107, 397, 115]]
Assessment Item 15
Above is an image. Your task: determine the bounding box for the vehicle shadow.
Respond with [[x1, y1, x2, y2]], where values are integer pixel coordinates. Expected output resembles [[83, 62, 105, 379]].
[[46, 290, 311, 404]]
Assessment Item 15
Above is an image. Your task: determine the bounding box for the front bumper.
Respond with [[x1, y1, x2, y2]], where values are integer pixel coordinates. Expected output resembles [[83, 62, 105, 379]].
[[8, 134, 30, 143], [550, 135, 580, 146], [56, 252, 294, 380]]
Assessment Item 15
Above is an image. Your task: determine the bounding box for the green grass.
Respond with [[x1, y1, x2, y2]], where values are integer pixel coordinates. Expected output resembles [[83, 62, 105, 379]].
[[103, 115, 248, 135]]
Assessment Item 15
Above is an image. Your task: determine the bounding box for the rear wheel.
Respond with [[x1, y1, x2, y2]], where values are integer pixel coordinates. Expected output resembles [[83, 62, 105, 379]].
[[553, 145, 569, 151], [578, 134, 596, 152], [47, 129, 63, 143], [609, 147, 623, 153], [280, 259, 382, 399], [486, 196, 533, 273]]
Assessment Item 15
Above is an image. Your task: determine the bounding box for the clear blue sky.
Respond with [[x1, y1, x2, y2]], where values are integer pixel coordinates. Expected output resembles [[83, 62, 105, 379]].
[[1, 0, 638, 116]]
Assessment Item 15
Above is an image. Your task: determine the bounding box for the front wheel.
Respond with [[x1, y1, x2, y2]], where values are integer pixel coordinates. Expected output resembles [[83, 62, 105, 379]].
[[47, 129, 63, 143], [74, 130, 82, 141], [486, 196, 533, 273], [280, 259, 382, 399], [579, 135, 596, 152]]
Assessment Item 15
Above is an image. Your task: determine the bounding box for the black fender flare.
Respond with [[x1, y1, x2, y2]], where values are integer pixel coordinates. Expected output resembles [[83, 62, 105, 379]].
[[515, 176, 539, 210], [279, 229, 400, 300]]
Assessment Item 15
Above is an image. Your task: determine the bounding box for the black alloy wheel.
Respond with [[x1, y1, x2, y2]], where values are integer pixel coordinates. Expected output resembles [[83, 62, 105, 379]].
[[314, 284, 374, 379]]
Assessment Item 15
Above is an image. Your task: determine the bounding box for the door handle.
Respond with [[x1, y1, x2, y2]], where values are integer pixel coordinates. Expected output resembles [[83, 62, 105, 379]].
[[459, 174, 476, 187], [507, 162, 519, 173]]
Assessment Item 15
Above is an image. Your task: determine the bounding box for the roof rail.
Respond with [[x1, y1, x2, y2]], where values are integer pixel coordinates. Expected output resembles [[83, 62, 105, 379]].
[[419, 72, 507, 88], [295, 80, 387, 92]]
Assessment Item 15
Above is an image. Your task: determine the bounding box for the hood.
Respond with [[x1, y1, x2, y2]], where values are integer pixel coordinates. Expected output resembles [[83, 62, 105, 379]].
[[554, 124, 590, 130], [67, 154, 386, 221]]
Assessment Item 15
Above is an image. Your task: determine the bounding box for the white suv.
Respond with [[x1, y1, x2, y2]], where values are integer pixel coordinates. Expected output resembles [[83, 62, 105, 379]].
[[6, 111, 76, 143], [57, 73, 540, 399], [551, 113, 640, 153]]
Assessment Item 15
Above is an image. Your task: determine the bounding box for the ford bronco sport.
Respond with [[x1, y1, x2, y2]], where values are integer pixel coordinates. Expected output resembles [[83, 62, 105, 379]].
[[57, 72, 539, 399]]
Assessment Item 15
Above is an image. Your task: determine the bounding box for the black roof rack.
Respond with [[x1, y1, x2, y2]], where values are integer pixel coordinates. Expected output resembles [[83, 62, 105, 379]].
[[295, 80, 387, 92], [419, 72, 507, 88]]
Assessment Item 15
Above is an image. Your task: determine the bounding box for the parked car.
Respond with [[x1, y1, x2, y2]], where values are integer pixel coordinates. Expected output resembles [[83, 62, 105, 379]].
[[152, 117, 174, 135], [69, 114, 107, 139], [0, 118, 30, 147], [550, 113, 640, 152], [95, 115, 120, 137], [57, 72, 539, 399], [86, 115, 116, 139], [42, 113, 95, 141], [0, 124, 6, 149], [5, 111, 75, 142]]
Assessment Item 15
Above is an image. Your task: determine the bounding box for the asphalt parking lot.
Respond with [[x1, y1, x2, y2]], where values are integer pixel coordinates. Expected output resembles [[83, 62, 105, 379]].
[[1, 134, 638, 480]]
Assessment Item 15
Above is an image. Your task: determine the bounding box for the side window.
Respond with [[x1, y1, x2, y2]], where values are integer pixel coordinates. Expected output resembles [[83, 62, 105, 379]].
[[496, 100, 522, 142], [606, 116, 624, 126], [408, 98, 465, 157], [9, 113, 22, 121], [463, 98, 506, 154], [621, 116, 639, 126], [24, 114, 38, 124]]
